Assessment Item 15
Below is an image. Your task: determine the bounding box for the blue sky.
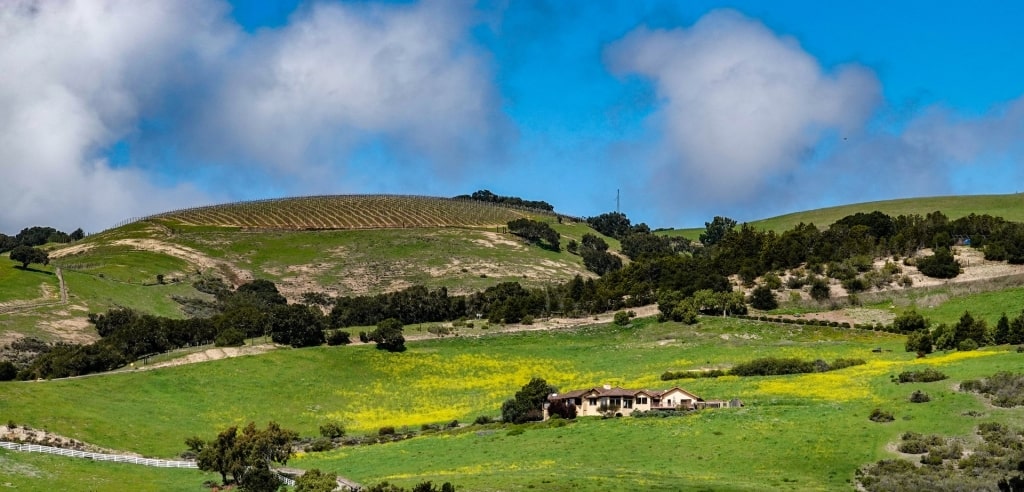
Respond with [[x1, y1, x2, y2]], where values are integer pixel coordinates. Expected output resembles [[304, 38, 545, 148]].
[[3, 0, 1024, 233]]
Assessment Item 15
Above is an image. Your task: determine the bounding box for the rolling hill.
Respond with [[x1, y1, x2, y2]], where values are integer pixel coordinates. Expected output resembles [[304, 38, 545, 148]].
[[2, 195, 604, 344], [3, 192, 1024, 490], [661, 192, 1024, 240]]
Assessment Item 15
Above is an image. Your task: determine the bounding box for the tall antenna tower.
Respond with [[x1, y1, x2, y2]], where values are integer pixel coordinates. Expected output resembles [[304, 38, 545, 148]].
[[616, 189, 620, 214]]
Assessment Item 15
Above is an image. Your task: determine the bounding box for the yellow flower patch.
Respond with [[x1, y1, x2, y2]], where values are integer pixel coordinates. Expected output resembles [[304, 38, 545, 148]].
[[327, 352, 603, 431], [914, 350, 1003, 366], [754, 360, 897, 401]]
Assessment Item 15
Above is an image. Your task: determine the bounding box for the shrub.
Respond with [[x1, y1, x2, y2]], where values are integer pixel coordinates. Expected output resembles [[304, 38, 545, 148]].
[[897, 369, 947, 383], [378, 426, 396, 436], [958, 338, 979, 351], [214, 328, 245, 347], [473, 415, 494, 425], [520, 315, 534, 325], [748, 286, 778, 310], [547, 399, 577, 419], [869, 408, 895, 422], [841, 277, 868, 293], [307, 438, 334, 452], [762, 272, 783, 290], [613, 310, 633, 326], [897, 440, 928, 454], [319, 422, 345, 439], [0, 362, 16, 381], [917, 247, 961, 279], [326, 330, 351, 346], [959, 372, 1024, 407], [909, 390, 931, 403], [809, 278, 831, 301]]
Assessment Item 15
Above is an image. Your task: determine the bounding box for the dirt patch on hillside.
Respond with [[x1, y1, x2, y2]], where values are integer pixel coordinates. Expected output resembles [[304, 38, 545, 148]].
[[38, 316, 97, 344], [110, 239, 252, 286], [906, 247, 1024, 288], [141, 344, 277, 371], [48, 243, 96, 258], [472, 232, 526, 249]]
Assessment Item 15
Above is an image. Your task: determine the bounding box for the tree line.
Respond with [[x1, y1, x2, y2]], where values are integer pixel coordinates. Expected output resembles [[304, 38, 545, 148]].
[[1, 225, 83, 253], [454, 189, 555, 212]]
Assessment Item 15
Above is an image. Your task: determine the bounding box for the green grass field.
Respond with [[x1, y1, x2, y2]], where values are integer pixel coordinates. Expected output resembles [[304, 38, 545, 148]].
[[0, 260, 58, 304], [0, 449, 215, 492], [661, 193, 1024, 237], [2, 315, 1021, 490]]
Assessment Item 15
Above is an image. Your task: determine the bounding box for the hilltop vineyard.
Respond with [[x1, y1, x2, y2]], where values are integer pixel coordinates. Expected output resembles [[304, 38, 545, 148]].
[[115, 195, 556, 231]]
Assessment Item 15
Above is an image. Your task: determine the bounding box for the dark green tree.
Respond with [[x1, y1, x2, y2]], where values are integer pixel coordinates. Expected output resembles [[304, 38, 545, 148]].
[[700, 216, 737, 247], [916, 248, 960, 278], [270, 304, 326, 348], [186, 421, 297, 489], [993, 313, 1011, 345], [1009, 311, 1024, 345], [893, 309, 929, 333], [70, 228, 85, 241], [9, 245, 49, 269], [905, 330, 933, 354], [507, 218, 560, 251], [748, 285, 778, 311], [501, 377, 556, 424], [295, 468, 338, 492], [370, 318, 406, 352], [953, 311, 988, 348], [809, 277, 831, 301]]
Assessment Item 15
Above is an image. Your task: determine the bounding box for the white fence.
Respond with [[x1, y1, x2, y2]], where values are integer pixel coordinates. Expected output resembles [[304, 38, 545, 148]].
[[0, 441, 197, 468]]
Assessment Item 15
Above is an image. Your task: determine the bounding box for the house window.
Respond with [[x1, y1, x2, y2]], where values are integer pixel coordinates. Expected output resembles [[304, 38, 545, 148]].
[[588, 398, 597, 406], [638, 397, 648, 405], [610, 397, 621, 407], [624, 398, 633, 409]]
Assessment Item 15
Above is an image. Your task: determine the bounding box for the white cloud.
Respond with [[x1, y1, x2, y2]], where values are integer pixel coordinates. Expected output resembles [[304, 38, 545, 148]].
[[0, 0, 505, 233], [0, 0, 232, 232], [605, 9, 881, 200], [196, 0, 506, 176]]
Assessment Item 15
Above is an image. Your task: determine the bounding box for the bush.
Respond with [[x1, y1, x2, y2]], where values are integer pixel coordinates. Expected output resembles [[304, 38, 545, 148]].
[[917, 248, 961, 279], [869, 408, 895, 422], [958, 338, 979, 351], [613, 310, 633, 326], [748, 286, 778, 310], [909, 390, 931, 403], [378, 426, 396, 436], [0, 361, 16, 381], [809, 278, 831, 301], [897, 440, 928, 454], [520, 315, 534, 325], [307, 438, 334, 452], [473, 415, 494, 425], [841, 277, 868, 293], [319, 422, 345, 439], [897, 369, 947, 383], [959, 372, 1024, 407], [214, 328, 245, 347], [326, 330, 351, 346]]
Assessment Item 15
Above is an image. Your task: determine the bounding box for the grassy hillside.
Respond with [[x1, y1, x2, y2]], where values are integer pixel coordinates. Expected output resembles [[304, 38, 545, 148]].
[[662, 193, 1024, 239], [1, 196, 602, 343], [2, 315, 1021, 490]]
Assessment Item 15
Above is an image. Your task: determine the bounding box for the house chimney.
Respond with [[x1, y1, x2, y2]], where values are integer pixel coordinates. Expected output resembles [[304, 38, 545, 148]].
[[603, 384, 611, 390]]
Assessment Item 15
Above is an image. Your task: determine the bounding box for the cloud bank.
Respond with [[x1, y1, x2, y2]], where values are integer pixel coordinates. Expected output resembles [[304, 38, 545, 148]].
[[606, 10, 881, 201], [606, 9, 1024, 222], [0, 0, 504, 233]]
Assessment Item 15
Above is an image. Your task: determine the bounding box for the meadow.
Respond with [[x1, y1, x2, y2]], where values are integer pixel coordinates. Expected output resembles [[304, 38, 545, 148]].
[[2, 315, 1021, 490], [0, 448, 216, 492]]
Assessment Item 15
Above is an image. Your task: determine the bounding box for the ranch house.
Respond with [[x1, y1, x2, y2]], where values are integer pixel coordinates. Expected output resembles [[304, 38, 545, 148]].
[[546, 384, 733, 418]]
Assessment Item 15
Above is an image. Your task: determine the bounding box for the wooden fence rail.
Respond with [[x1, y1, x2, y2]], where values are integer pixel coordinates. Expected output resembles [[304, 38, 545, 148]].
[[0, 441, 198, 468]]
